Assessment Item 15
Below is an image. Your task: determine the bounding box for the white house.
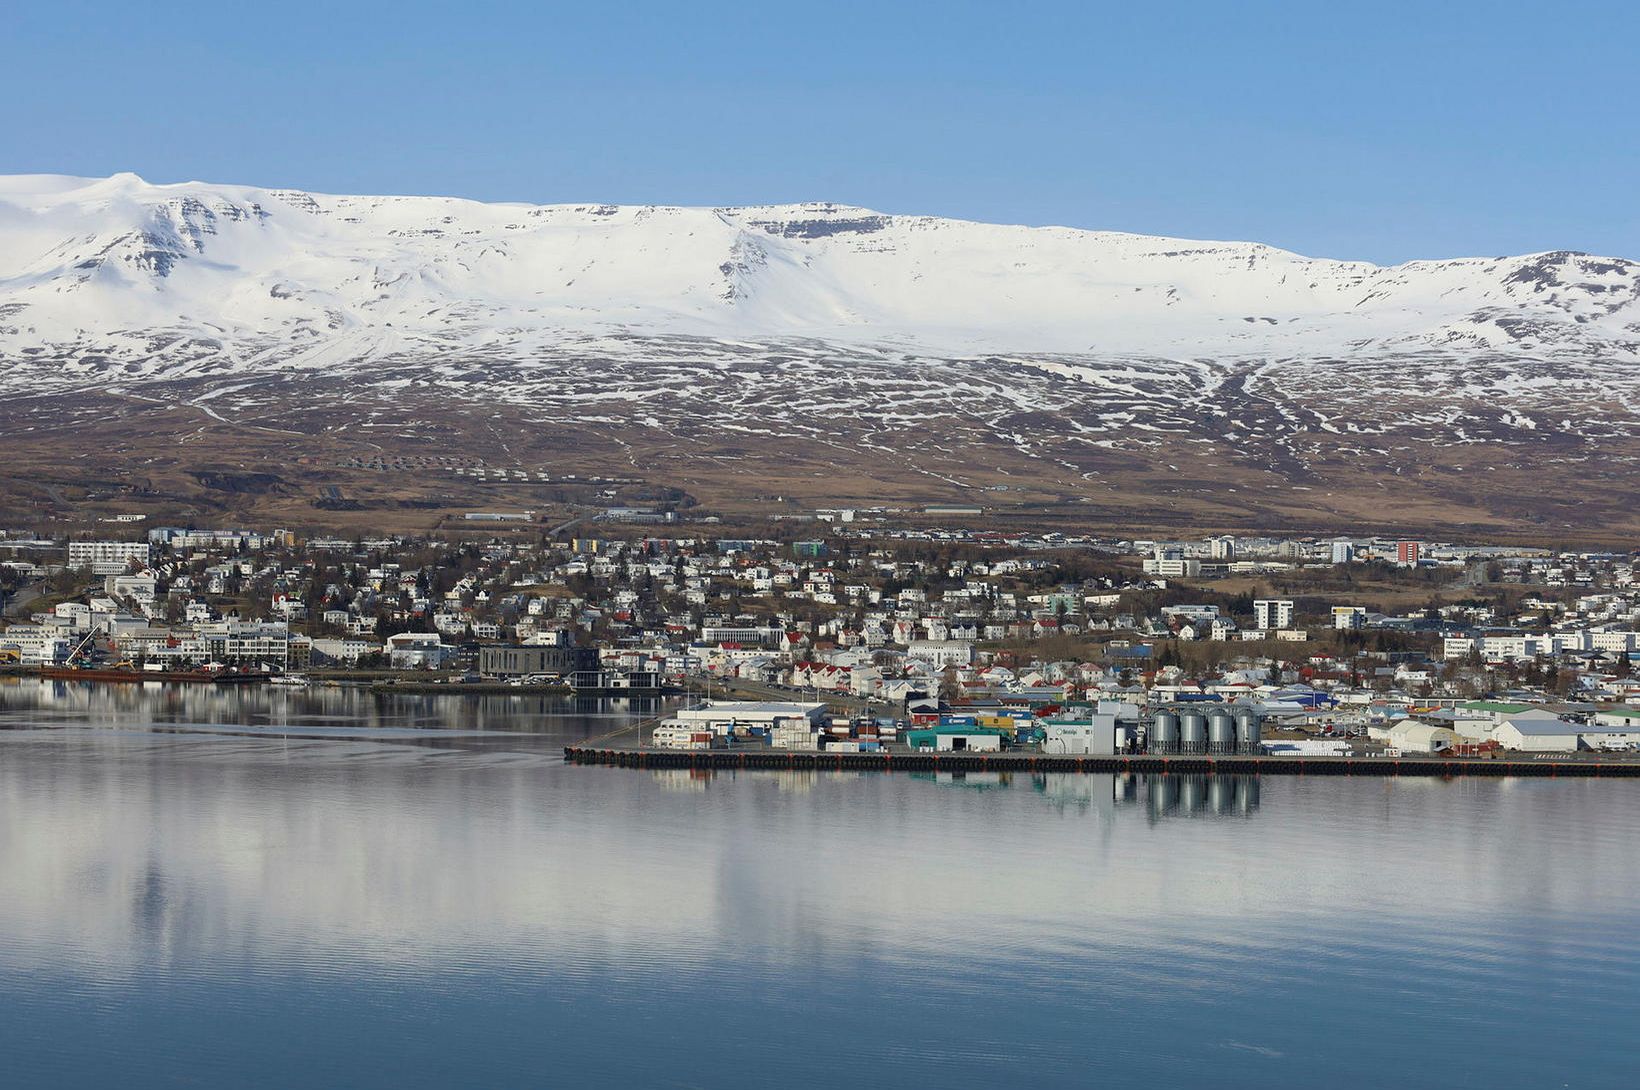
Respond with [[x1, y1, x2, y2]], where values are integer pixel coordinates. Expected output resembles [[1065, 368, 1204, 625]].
[[387, 632, 454, 670], [311, 637, 376, 665], [906, 640, 975, 668], [105, 572, 158, 607]]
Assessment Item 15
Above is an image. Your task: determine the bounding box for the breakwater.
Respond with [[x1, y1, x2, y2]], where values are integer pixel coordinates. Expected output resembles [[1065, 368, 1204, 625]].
[[563, 747, 1640, 777]]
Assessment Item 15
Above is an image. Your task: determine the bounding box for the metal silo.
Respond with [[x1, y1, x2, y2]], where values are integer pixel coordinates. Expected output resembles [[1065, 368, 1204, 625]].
[[1150, 711, 1179, 754], [1208, 709, 1236, 754], [1235, 707, 1262, 754], [1179, 711, 1208, 754]]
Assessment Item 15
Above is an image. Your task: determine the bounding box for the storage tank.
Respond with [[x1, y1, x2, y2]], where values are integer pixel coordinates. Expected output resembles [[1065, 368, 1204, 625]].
[[1150, 711, 1179, 754], [1235, 707, 1262, 753], [1179, 711, 1208, 754], [1207, 710, 1236, 754]]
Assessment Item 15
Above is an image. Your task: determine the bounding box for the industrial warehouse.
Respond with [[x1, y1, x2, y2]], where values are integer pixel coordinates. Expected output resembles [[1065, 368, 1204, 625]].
[[590, 695, 1640, 777], [642, 697, 1639, 757]]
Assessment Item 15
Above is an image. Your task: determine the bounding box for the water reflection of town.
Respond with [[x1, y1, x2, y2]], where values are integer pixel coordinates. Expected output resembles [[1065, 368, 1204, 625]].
[[0, 677, 667, 734], [649, 766, 1261, 819], [922, 770, 1261, 821]]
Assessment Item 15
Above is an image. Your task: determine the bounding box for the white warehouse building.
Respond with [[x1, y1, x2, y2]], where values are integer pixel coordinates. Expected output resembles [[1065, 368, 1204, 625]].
[[1490, 716, 1640, 753], [666, 701, 827, 737]]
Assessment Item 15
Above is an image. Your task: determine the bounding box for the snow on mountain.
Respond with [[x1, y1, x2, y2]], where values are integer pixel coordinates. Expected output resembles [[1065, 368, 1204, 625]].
[[2, 171, 1638, 387], [5, 170, 1640, 532]]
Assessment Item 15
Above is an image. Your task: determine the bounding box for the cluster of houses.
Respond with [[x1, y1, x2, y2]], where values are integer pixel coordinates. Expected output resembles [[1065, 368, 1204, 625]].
[[1439, 580, 1640, 669], [0, 528, 1634, 729]]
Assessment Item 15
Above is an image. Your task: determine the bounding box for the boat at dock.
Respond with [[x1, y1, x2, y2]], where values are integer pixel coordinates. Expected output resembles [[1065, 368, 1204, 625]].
[[38, 665, 273, 685]]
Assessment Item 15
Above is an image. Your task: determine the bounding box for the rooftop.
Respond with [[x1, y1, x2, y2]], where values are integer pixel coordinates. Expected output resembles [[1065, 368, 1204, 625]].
[[677, 701, 827, 717]]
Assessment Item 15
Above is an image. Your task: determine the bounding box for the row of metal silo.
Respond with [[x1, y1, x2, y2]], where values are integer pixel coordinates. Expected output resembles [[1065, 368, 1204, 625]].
[[1147, 706, 1263, 754]]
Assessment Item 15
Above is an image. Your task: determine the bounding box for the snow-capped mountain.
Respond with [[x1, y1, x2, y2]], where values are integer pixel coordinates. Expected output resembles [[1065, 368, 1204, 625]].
[[2, 173, 1637, 537], [2, 172, 1637, 377]]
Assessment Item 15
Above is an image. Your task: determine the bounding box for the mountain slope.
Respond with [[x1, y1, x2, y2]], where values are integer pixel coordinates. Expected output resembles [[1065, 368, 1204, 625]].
[[2, 172, 1638, 371], [0, 173, 1636, 538]]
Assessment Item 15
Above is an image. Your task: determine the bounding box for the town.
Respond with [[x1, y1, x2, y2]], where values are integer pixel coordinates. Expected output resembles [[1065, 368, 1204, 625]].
[[2, 521, 1637, 760]]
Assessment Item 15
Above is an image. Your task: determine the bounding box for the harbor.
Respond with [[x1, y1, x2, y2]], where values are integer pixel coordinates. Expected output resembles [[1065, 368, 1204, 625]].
[[566, 696, 1640, 777], [563, 744, 1640, 777]]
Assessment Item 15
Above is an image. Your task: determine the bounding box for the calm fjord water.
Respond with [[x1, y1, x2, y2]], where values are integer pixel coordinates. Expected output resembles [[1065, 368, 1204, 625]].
[[1, 681, 1637, 1089]]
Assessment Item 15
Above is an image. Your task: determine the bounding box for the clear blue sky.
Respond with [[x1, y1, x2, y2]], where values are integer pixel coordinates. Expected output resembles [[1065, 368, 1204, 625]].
[[6, 0, 1637, 262]]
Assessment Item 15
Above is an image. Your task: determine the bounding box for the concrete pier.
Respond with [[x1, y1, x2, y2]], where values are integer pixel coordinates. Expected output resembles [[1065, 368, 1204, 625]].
[[563, 747, 1640, 777]]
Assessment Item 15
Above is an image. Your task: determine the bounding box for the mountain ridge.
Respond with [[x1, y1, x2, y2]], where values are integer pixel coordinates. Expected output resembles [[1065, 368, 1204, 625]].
[[2, 173, 1637, 380], [0, 173, 1636, 538]]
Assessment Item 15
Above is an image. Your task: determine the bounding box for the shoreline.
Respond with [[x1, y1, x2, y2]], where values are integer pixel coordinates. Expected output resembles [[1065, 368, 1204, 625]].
[[563, 746, 1640, 778], [368, 681, 677, 696]]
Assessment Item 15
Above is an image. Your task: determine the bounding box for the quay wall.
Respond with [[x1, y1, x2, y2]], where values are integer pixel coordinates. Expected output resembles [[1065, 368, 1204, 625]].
[[563, 747, 1640, 778]]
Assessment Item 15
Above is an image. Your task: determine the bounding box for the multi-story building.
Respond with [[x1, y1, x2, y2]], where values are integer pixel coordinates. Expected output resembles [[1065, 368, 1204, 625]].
[[1254, 599, 1296, 631], [67, 540, 154, 575], [700, 625, 785, 647], [478, 644, 598, 678], [199, 621, 292, 666], [1143, 546, 1202, 578], [906, 639, 976, 668], [1332, 606, 1366, 631], [0, 626, 72, 664]]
